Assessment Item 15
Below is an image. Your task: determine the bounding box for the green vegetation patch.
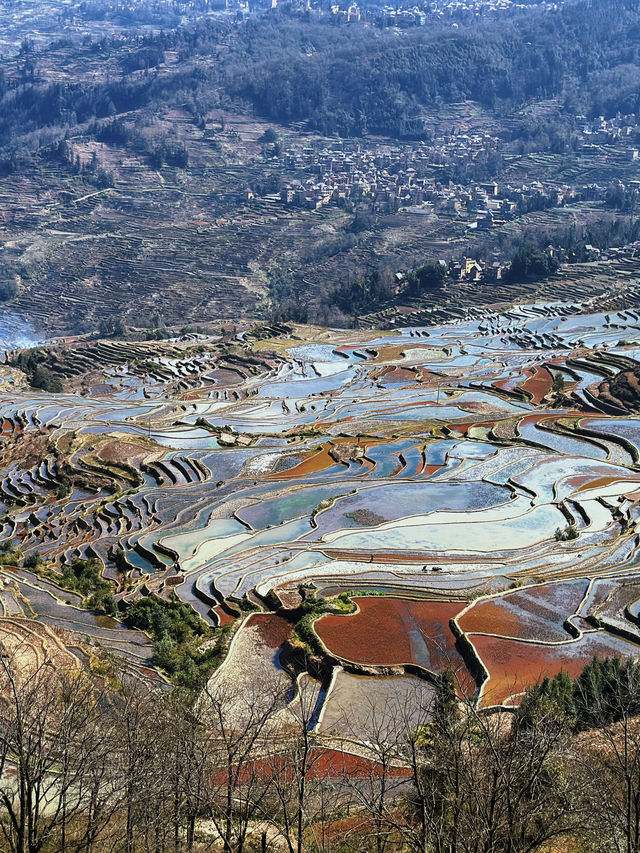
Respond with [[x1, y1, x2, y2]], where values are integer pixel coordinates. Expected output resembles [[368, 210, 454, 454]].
[[293, 589, 356, 654], [0, 538, 23, 566], [518, 655, 640, 731], [124, 595, 227, 688], [34, 557, 118, 616]]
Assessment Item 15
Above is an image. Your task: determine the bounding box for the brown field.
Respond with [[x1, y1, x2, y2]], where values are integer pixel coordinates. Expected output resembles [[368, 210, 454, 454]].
[[316, 596, 469, 679]]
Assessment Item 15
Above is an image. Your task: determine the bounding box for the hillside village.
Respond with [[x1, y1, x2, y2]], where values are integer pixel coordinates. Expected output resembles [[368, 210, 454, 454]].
[[262, 111, 640, 214]]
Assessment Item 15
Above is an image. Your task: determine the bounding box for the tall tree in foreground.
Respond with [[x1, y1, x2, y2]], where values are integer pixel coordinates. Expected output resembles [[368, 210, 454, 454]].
[[199, 677, 281, 853], [265, 675, 332, 853], [0, 641, 120, 853], [398, 669, 580, 853], [573, 658, 640, 853]]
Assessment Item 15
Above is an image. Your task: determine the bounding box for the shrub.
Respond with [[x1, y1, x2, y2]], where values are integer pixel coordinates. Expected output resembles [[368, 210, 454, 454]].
[[57, 558, 117, 615], [31, 366, 63, 393], [56, 478, 72, 500], [23, 551, 43, 569], [554, 524, 578, 541], [124, 595, 223, 688]]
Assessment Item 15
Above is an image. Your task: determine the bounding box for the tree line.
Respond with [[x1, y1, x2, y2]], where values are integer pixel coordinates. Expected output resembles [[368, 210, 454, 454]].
[[3, 646, 640, 853]]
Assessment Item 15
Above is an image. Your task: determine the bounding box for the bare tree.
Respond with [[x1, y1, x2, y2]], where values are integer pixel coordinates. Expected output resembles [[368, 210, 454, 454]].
[[387, 670, 580, 853], [112, 680, 172, 853], [264, 674, 330, 853], [160, 688, 210, 853], [574, 663, 640, 853], [458, 705, 577, 853], [579, 715, 640, 853], [199, 677, 282, 853], [0, 644, 121, 853], [336, 686, 427, 853]]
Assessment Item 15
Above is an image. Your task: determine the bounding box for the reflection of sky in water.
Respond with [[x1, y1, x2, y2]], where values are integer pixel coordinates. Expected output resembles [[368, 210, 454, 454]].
[[309, 480, 510, 536], [518, 419, 608, 460], [585, 419, 640, 455], [8, 299, 640, 604], [288, 344, 347, 362]]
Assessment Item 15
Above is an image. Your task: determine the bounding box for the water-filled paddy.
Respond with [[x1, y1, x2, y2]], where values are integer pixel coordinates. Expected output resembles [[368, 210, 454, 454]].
[[321, 499, 566, 554], [6, 298, 640, 710], [458, 579, 590, 642], [236, 484, 350, 529], [311, 480, 510, 535]]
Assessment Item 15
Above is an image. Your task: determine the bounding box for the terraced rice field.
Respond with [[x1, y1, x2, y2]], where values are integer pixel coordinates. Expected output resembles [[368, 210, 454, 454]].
[[317, 670, 436, 739], [207, 613, 296, 725], [457, 580, 590, 642], [5, 298, 640, 719], [316, 597, 468, 680], [472, 630, 640, 706]]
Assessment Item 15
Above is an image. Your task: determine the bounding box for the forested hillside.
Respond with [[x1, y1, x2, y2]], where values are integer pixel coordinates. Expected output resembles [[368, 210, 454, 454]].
[[228, 0, 640, 136], [2, 0, 640, 152]]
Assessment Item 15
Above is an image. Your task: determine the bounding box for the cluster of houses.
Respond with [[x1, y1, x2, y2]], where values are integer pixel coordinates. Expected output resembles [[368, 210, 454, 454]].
[[270, 140, 595, 229], [260, 129, 640, 237], [328, 1, 362, 21], [578, 113, 640, 158], [563, 241, 640, 264], [448, 256, 505, 282], [312, 0, 561, 26], [388, 256, 506, 296], [275, 137, 503, 212], [428, 0, 561, 14], [376, 0, 559, 27], [395, 235, 640, 298], [406, 239, 640, 292]]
